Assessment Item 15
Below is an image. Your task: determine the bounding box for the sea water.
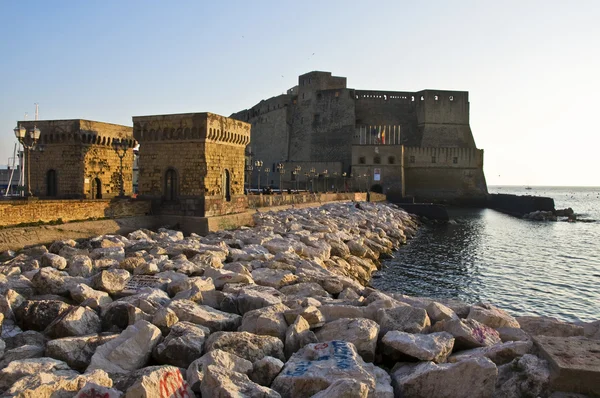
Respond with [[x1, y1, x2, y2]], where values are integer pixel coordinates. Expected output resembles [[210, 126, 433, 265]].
[[372, 186, 600, 323]]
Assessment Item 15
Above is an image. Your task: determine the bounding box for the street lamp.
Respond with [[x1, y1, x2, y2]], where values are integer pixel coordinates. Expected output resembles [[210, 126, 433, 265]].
[[304, 172, 310, 192], [14, 124, 42, 198], [245, 164, 253, 194], [276, 162, 285, 194], [342, 172, 348, 192], [264, 167, 270, 192], [322, 170, 329, 193], [310, 167, 316, 193], [254, 160, 263, 193], [293, 165, 301, 192], [112, 138, 130, 197], [333, 171, 339, 192]]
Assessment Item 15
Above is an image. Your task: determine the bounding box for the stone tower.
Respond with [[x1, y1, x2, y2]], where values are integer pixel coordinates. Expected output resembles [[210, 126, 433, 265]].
[[132, 112, 251, 217], [19, 119, 134, 199]]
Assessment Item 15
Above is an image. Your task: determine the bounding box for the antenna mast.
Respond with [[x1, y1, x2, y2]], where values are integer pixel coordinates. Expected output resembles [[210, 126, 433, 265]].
[[35, 103, 39, 120]]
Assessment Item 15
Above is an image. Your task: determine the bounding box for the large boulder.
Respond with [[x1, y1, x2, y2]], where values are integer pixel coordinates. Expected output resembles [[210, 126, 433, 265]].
[[432, 318, 502, 349], [14, 299, 72, 332], [0, 344, 45, 368], [186, 349, 253, 393], [67, 255, 95, 278], [494, 354, 551, 398], [391, 357, 498, 398], [283, 305, 325, 329], [201, 365, 281, 398], [468, 303, 520, 329], [123, 365, 194, 397], [153, 321, 210, 368], [311, 379, 369, 398], [252, 268, 298, 289], [279, 282, 330, 299], [69, 283, 112, 309], [45, 333, 119, 371], [315, 318, 379, 362], [516, 316, 584, 337], [235, 286, 284, 315], [87, 320, 162, 374], [272, 340, 392, 398], [44, 305, 102, 338], [31, 268, 72, 295], [381, 331, 455, 363], [448, 340, 533, 365], [426, 302, 458, 323], [0, 357, 71, 391], [40, 253, 67, 270], [91, 269, 131, 295], [205, 331, 285, 362], [284, 316, 318, 359], [376, 305, 431, 334], [250, 356, 284, 387], [239, 303, 289, 341], [4, 369, 112, 397], [168, 299, 241, 333]]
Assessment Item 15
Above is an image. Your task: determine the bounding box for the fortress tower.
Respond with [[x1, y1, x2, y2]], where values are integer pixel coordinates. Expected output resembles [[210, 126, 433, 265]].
[[231, 71, 487, 201], [133, 112, 250, 217], [18, 119, 134, 199]]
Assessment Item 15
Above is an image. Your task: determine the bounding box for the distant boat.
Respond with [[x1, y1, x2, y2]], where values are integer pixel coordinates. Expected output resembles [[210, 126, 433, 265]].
[[525, 186, 532, 190]]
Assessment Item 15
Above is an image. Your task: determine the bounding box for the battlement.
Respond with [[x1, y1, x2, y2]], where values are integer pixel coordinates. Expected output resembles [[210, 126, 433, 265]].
[[298, 71, 347, 91], [18, 119, 134, 148], [133, 112, 250, 147]]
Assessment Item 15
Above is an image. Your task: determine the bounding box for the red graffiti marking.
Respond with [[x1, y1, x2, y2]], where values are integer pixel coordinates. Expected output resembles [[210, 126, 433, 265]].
[[78, 388, 109, 398], [314, 342, 329, 350], [159, 369, 190, 398]]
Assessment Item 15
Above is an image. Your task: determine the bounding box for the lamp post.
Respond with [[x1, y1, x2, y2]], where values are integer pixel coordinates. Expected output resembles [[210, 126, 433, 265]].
[[264, 168, 270, 192], [310, 167, 316, 193], [333, 171, 339, 192], [245, 164, 253, 194], [254, 160, 263, 193], [276, 162, 285, 194], [293, 166, 301, 192], [112, 138, 130, 197], [304, 172, 310, 192], [323, 170, 329, 193], [350, 173, 354, 192], [342, 172, 347, 192], [363, 173, 369, 193], [13, 124, 42, 198]]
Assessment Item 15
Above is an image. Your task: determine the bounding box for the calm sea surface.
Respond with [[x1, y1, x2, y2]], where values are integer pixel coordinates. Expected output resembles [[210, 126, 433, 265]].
[[372, 186, 600, 323]]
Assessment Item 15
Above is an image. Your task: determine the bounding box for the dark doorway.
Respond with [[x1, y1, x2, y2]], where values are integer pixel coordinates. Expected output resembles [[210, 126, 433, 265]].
[[165, 168, 178, 201], [224, 169, 231, 202], [93, 178, 102, 199], [46, 169, 57, 197]]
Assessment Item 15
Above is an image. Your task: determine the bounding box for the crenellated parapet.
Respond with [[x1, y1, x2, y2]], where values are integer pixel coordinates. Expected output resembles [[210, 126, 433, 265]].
[[133, 112, 250, 147]]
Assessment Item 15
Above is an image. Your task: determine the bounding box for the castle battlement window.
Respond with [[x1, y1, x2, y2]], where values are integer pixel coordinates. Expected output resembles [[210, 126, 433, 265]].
[[409, 156, 415, 163], [374, 156, 381, 164], [359, 156, 366, 164], [453, 157, 458, 164], [388, 156, 395, 164], [432, 156, 437, 163]]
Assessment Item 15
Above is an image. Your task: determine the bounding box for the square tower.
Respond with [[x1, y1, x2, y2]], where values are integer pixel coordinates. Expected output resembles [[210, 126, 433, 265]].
[[132, 112, 251, 217], [18, 119, 134, 199]]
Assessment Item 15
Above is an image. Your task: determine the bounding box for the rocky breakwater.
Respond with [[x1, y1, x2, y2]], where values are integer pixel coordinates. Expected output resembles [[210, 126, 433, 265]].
[[0, 202, 597, 397]]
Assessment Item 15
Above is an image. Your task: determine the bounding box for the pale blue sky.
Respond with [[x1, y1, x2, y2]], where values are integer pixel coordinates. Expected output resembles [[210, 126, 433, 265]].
[[1, 1, 599, 186]]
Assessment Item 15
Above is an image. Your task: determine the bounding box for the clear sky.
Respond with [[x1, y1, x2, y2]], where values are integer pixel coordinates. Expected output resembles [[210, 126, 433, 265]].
[[1, 1, 599, 186]]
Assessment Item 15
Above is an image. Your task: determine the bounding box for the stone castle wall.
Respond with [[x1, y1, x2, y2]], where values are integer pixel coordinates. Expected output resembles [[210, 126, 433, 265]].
[[403, 147, 487, 200], [0, 198, 150, 227]]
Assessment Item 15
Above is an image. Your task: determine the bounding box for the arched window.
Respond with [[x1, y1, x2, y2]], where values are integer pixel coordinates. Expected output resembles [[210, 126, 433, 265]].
[[164, 168, 178, 201], [223, 169, 231, 202], [46, 169, 57, 197]]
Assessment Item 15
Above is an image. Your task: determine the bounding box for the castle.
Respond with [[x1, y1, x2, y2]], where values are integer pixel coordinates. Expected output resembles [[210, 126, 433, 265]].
[[231, 71, 487, 201]]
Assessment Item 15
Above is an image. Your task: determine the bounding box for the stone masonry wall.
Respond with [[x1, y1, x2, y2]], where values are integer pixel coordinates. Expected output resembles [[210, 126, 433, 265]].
[[20, 119, 134, 198], [0, 198, 151, 227]]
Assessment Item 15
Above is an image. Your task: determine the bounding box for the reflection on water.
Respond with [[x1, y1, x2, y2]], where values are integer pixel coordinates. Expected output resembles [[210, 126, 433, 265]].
[[372, 187, 600, 323]]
